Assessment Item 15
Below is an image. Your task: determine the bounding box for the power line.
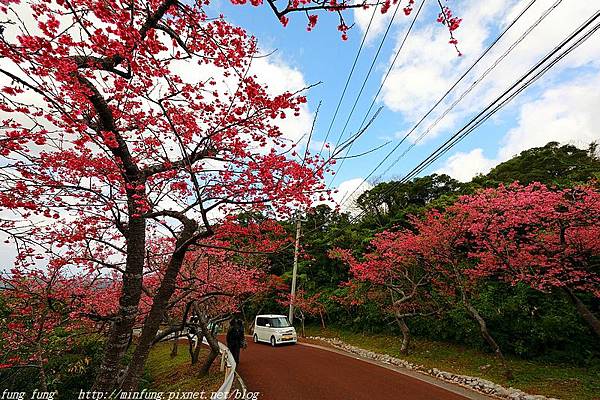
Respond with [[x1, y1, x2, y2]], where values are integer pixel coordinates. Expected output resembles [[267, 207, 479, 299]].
[[343, 10, 600, 225], [378, 0, 563, 178], [400, 13, 600, 183], [329, 0, 428, 189], [335, 0, 542, 203], [336, 0, 549, 205], [317, 4, 379, 158], [326, 0, 406, 156]]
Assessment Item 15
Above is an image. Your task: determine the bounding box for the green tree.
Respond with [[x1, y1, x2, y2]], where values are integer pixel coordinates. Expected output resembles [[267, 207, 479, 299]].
[[355, 174, 461, 229], [472, 142, 600, 188]]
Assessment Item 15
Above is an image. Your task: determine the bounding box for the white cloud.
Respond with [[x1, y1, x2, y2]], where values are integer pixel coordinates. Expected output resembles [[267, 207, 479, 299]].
[[250, 54, 314, 144], [308, 139, 336, 156], [438, 73, 600, 181], [325, 177, 373, 214], [380, 0, 600, 146], [436, 148, 496, 182], [0, 233, 17, 273], [168, 48, 313, 147], [353, 4, 395, 44], [498, 74, 600, 160], [251, 54, 307, 97], [379, 0, 512, 118]]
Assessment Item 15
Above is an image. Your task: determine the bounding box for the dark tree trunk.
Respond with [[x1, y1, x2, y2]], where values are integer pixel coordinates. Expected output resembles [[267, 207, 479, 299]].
[[199, 344, 219, 376], [197, 310, 221, 376], [93, 215, 146, 390], [190, 332, 204, 365], [395, 316, 411, 354], [170, 333, 179, 358], [36, 342, 48, 391], [464, 300, 512, 379], [120, 220, 198, 390], [564, 287, 600, 339], [82, 2, 185, 389], [187, 335, 194, 362]]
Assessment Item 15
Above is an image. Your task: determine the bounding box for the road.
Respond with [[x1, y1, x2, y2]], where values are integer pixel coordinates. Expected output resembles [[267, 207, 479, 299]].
[[235, 340, 485, 400]]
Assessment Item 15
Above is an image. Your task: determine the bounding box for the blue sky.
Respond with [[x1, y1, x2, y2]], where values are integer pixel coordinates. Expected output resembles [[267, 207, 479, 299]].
[[206, 0, 600, 208]]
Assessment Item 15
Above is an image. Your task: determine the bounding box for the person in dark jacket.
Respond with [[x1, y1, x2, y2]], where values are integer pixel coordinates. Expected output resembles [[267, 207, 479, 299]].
[[226, 315, 246, 365]]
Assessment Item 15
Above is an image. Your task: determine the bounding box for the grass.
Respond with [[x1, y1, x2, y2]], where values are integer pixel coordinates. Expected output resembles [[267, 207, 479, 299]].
[[144, 340, 224, 392], [303, 326, 600, 400]]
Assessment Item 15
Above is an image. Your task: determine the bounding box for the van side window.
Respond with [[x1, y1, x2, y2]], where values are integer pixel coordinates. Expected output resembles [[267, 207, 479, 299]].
[[256, 317, 265, 327]]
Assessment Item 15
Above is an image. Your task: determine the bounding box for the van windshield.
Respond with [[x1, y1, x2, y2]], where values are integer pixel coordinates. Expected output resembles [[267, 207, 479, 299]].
[[269, 317, 291, 328]]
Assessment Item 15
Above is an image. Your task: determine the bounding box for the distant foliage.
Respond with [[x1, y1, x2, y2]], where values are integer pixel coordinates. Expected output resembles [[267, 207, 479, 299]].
[[472, 142, 600, 187]]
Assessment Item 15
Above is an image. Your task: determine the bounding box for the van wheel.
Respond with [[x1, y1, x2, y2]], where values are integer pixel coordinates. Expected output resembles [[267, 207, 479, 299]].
[[270, 336, 276, 347], [253, 334, 258, 343]]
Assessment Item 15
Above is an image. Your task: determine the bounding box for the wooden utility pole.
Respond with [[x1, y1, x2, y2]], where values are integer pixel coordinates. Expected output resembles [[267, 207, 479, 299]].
[[288, 214, 301, 324]]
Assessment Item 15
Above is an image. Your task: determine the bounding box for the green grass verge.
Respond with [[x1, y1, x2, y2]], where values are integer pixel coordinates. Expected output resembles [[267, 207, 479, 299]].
[[303, 326, 600, 400], [144, 341, 224, 392]]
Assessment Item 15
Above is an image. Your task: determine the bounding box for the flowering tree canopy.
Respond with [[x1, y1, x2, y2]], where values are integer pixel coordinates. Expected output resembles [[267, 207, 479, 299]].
[[0, 0, 331, 389], [0, 269, 117, 379], [0, 0, 463, 390], [458, 183, 600, 297], [232, 0, 461, 43], [333, 182, 600, 372]]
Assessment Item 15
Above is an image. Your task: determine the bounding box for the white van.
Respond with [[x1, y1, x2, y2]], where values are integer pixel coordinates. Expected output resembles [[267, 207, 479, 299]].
[[253, 314, 297, 346]]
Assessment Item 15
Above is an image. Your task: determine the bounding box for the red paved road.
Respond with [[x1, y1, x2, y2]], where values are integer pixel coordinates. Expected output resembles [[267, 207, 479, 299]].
[[235, 341, 472, 400]]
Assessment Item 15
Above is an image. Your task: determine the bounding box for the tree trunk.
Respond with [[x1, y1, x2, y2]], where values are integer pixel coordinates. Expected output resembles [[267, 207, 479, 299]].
[[319, 310, 326, 329], [93, 215, 146, 390], [464, 300, 512, 379], [199, 348, 219, 376], [564, 287, 600, 339], [36, 342, 48, 391], [395, 316, 411, 354], [197, 310, 221, 376], [187, 335, 194, 363], [190, 332, 204, 365], [170, 332, 179, 358], [120, 222, 197, 390]]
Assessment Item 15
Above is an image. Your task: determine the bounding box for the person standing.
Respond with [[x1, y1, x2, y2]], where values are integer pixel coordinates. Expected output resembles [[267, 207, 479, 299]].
[[226, 315, 247, 365]]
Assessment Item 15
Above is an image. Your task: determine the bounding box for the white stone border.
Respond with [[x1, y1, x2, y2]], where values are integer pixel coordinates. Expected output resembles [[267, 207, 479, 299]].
[[306, 336, 559, 400]]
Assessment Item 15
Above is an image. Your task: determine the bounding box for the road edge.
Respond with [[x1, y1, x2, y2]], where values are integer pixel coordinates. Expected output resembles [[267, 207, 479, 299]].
[[297, 340, 494, 400]]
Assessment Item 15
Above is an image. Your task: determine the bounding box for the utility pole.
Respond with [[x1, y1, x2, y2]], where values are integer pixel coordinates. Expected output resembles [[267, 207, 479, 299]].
[[288, 213, 301, 324]]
